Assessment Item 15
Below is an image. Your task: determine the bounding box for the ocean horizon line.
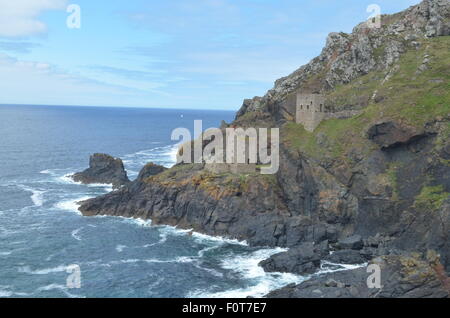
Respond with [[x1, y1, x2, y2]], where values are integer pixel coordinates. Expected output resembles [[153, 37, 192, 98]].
[[0, 103, 238, 113]]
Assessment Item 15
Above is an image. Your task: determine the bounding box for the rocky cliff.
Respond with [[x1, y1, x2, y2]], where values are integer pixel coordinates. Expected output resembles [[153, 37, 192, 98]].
[[237, 0, 450, 119], [78, 0, 450, 298]]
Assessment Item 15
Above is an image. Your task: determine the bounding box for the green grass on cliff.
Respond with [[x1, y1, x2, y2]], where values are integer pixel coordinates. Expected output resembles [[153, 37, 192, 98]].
[[414, 185, 449, 212], [386, 162, 403, 201], [145, 162, 280, 200], [327, 36, 450, 126], [283, 36, 450, 164]]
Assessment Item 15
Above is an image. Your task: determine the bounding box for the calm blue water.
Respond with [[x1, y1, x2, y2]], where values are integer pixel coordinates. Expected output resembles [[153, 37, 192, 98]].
[[0, 105, 302, 298]]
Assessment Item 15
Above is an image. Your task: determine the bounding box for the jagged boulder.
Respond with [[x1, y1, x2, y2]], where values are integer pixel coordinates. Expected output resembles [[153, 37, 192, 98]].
[[259, 241, 329, 275], [72, 153, 130, 190]]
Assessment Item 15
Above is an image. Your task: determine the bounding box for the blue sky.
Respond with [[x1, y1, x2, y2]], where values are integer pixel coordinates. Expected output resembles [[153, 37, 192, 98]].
[[0, 0, 420, 110]]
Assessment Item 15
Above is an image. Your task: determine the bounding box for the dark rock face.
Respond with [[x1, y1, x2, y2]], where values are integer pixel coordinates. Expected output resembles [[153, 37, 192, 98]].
[[267, 268, 368, 298], [259, 242, 329, 275], [267, 253, 450, 298], [78, 164, 293, 246], [337, 235, 364, 250], [72, 154, 130, 190], [324, 250, 366, 265], [127, 162, 167, 193], [136, 163, 167, 182], [367, 121, 425, 149]]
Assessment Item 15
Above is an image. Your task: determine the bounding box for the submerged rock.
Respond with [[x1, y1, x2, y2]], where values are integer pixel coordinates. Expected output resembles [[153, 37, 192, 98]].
[[72, 153, 130, 190]]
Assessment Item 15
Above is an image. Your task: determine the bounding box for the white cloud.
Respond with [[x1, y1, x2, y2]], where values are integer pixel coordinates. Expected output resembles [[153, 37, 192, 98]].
[[0, 52, 174, 104], [0, 0, 67, 37], [0, 53, 158, 106]]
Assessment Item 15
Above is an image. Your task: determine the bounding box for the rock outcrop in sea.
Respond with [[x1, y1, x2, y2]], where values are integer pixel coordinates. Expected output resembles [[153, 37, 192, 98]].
[[78, 0, 450, 298], [72, 153, 130, 190]]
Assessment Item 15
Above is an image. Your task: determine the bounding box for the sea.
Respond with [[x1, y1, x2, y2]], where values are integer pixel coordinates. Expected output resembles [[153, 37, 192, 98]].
[[0, 104, 310, 298]]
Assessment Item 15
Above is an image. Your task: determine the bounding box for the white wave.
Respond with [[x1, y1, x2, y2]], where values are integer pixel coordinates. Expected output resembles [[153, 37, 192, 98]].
[[57, 173, 113, 191], [38, 169, 77, 184], [103, 220, 248, 252], [57, 173, 77, 184], [119, 217, 152, 227], [141, 256, 195, 264], [39, 168, 69, 176], [116, 245, 127, 253], [204, 254, 366, 298], [92, 256, 197, 268], [0, 286, 30, 298], [18, 265, 69, 275], [0, 251, 12, 256], [54, 196, 92, 215], [192, 232, 248, 247], [197, 245, 221, 258], [143, 235, 167, 248], [142, 230, 169, 248], [0, 283, 31, 298], [174, 256, 195, 263], [86, 183, 113, 191], [122, 143, 179, 170], [155, 225, 248, 247], [317, 260, 367, 275], [117, 259, 141, 264], [0, 290, 12, 297], [41, 168, 112, 190], [140, 256, 195, 264], [189, 248, 304, 298], [220, 248, 287, 279], [157, 225, 192, 237], [18, 185, 45, 207], [192, 262, 224, 278], [71, 228, 83, 241]]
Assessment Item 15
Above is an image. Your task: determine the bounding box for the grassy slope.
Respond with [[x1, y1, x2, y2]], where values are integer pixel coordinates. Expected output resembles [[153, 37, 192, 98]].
[[282, 36, 450, 208], [283, 36, 450, 163]]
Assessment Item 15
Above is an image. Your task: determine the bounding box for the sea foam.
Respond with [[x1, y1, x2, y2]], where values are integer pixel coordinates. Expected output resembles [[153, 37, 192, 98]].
[[189, 247, 304, 298], [18, 185, 46, 207], [54, 196, 92, 215]]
